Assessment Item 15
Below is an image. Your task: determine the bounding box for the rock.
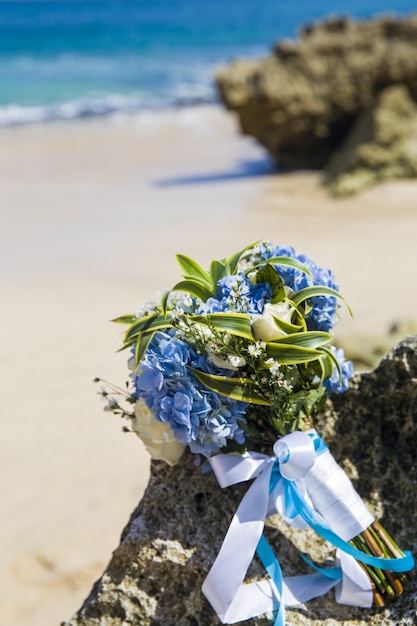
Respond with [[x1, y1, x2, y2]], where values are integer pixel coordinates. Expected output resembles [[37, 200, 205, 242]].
[[215, 14, 417, 178], [324, 85, 417, 196], [62, 336, 417, 626], [336, 320, 417, 371]]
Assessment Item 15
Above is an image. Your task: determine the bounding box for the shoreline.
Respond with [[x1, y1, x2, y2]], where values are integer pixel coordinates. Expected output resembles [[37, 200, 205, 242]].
[[1, 107, 417, 626]]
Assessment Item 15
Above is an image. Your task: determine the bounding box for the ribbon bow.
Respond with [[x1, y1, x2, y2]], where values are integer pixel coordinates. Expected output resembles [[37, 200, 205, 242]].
[[202, 431, 414, 626]]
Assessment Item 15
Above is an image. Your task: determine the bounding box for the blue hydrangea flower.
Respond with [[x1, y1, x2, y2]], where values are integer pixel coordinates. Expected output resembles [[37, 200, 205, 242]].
[[132, 330, 247, 457], [198, 273, 273, 315]]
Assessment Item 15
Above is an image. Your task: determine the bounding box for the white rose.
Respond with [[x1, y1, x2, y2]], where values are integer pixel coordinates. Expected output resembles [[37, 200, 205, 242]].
[[251, 301, 295, 342], [132, 400, 185, 466]]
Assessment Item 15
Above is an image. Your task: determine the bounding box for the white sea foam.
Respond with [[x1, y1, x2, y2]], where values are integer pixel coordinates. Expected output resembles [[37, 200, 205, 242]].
[[0, 86, 217, 128]]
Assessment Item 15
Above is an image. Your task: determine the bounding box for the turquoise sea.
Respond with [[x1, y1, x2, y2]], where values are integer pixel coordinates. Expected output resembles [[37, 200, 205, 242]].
[[1, 0, 416, 126]]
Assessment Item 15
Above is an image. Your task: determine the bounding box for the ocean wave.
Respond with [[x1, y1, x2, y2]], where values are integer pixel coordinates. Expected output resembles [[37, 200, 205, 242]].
[[0, 88, 218, 127]]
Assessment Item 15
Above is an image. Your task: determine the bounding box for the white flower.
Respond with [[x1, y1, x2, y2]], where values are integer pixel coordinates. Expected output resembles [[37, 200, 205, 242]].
[[198, 323, 215, 340], [277, 379, 292, 390], [246, 271, 257, 286], [131, 400, 185, 466], [269, 362, 282, 378], [251, 301, 295, 342], [247, 341, 266, 357]]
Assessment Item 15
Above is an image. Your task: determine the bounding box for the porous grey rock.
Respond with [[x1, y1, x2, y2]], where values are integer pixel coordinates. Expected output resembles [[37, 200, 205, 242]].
[[215, 14, 417, 192], [63, 337, 417, 626], [324, 85, 417, 196]]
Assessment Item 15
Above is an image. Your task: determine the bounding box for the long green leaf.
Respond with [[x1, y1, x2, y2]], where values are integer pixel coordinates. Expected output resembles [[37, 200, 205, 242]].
[[318, 346, 342, 385], [317, 350, 335, 383], [291, 286, 352, 316], [116, 338, 136, 353], [135, 330, 155, 364], [227, 240, 262, 274], [189, 313, 254, 340], [176, 254, 212, 287], [190, 368, 270, 405], [271, 331, 332, 349], [123, 313, 159, 340], [112, 314, 138, 325], [170, 279, 215, 301], [265, 342, 322, 364], [125, 313, 171, 342], [160, 290, 171, 315], [246, 256, 312, 278], [210, 259, 228, 288], [271, 315, 305, 334]]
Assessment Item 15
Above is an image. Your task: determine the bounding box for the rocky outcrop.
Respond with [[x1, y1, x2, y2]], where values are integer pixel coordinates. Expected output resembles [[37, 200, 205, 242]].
[[62, 336, 417, 626], [215, 15, 417, 194], [324, 85, 417, 195]]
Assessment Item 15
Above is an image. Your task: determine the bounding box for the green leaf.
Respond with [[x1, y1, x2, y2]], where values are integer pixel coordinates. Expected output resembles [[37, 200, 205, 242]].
[[269, 256, 312, 276], [112, 314, 138, 325], [318, 346, 342, 385], [247, 256, 312, 278], [227, 240, 262, 274], [210, 259, 228, 288], [317, 351, 335, 383], [160, 290, 171, 315], [271, 331, 332, 349], [189, 312, 254, 340], [256, 263, 285, 303], [265, 342, 322, 364], [125, 313, 171, 342], [123, 312, 158, 340], [170, 279, 215, 301], [270, 315, 305, 334], [135, 330, 155, 363], [291, 286, 353, 317], [176, 254, 212, 287], [190, 368, 271, 405], [116, 338, 136, 353], [289, 387, 326, 419]]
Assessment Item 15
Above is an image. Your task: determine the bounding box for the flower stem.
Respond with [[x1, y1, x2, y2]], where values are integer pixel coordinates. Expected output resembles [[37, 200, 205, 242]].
[[349, 521, 413, 605]]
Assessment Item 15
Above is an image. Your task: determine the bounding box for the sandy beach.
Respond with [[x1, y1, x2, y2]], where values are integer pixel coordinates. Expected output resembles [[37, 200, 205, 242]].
[[1, 105, 417, 626]]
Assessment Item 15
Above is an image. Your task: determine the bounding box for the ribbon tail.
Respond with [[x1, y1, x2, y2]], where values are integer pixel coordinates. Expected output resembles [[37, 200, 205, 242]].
[[258, 535, 340, 609], [335, 549, 374, 607], [202, 461, 280, 624], [256, 535, 285, 626]]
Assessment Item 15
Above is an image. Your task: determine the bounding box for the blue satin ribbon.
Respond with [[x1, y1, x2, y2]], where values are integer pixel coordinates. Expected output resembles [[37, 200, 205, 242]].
[[257, 537, 343, 626], [257, 535, 285, 626], [309, 431, 328, 456], [203, 433, 415, 626], [300, 553, 342, 580], [256, 458, 414, 623]]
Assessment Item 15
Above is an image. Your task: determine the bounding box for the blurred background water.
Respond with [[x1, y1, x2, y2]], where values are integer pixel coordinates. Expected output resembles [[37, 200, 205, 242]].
[[0, 0, 416, 126]]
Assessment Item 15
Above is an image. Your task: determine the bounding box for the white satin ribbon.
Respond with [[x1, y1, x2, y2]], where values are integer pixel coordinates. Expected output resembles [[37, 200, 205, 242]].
[[304, 448, 374, 541], [202, 430, 374, 624]]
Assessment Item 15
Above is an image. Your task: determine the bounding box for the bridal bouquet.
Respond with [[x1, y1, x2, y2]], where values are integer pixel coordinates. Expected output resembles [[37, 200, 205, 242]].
[[98, 241, 413, 625]]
